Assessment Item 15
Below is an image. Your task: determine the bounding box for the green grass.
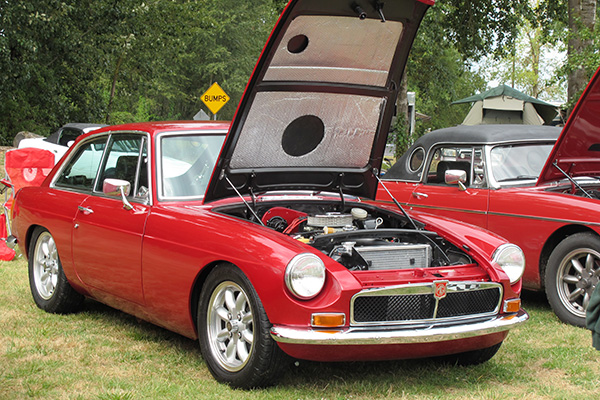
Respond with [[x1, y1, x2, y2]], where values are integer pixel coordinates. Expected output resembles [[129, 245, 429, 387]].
[[1, 258, 599, 400]]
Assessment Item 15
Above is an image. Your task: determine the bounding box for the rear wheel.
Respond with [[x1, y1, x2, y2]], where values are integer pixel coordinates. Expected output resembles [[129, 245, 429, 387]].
[[198, 264, 287, 388], [545, 233, 600, 327], [28, 227, 84, 313]]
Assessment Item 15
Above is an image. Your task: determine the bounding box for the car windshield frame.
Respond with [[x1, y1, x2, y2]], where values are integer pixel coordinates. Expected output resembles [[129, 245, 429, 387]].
[[487, 142, 555, 188], [156, 130, 227, 202]]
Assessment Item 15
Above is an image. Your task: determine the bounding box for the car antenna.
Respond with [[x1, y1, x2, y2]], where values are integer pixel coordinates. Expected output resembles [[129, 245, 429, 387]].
[[374, 170, 420, 230], [552, 161, 593, 199], [225, 176, 265, 226]]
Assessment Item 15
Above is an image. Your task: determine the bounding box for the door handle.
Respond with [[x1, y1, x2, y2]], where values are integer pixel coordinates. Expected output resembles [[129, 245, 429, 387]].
[[77, 206, 94, 215], [412, 192, 429, 199]]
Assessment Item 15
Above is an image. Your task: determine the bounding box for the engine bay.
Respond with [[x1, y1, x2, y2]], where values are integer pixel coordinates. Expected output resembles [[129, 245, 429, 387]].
[[215, 199, 473, 271]]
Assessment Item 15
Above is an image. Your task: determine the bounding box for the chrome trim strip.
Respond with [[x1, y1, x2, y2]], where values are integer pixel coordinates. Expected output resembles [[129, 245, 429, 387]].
[[271, 309, 528, 345], [350, 281, 503, 326]]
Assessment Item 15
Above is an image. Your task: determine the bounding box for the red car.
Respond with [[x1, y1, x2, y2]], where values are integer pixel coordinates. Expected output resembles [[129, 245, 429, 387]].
[[378, 67, 600, 328], [10, 0, 527, 388]]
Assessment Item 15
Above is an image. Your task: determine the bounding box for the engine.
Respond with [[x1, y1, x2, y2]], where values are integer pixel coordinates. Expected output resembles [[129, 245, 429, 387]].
[[235, 201, 472, 271]]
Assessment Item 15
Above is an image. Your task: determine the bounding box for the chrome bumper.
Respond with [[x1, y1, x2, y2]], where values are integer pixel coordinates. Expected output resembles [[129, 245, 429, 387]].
[[270, 309, 528, 345]]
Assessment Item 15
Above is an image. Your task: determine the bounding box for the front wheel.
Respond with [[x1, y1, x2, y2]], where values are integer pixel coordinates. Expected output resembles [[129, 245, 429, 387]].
[[545, 232, 600, 327], [28, 227, 84, 313], [197, 264, 287, 388]]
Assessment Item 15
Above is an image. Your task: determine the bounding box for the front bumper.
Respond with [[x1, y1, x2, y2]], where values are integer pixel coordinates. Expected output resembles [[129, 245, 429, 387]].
[[271, 309, 528, 345]]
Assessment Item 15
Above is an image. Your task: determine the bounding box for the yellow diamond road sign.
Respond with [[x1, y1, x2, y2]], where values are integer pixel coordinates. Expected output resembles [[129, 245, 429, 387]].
[[201, 82, 230, 115]]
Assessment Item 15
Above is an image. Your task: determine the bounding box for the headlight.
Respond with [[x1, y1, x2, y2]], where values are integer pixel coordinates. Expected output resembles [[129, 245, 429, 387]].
[[285, 253, 326, 300], [493, 244, 525, 284]]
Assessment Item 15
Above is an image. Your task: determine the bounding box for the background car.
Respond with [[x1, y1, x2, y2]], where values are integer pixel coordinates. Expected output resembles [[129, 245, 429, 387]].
[[9, 0, 528, 388], [16, 123, 107, 163], [379, 68, 600, 327]]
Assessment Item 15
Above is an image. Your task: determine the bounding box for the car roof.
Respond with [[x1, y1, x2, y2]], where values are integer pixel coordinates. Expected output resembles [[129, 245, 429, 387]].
[[410, 124, 561, 149], [384, 124, 562, 181], [90, 121, 231, 137]]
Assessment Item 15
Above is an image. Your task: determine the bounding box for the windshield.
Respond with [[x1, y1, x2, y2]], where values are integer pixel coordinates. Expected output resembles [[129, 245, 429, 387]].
[[490, 144, 554, 183], [159, 134, 225, 199]]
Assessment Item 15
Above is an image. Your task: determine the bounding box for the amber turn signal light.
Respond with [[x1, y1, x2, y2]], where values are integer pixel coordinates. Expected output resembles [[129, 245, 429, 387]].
[[311, 313, 346, 328], [503, 298, 521, 313]]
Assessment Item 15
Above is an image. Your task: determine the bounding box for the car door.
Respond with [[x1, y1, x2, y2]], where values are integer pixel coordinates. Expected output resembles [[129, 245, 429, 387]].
[[407, 145, 489, 228], [71, 133, 150, 305]]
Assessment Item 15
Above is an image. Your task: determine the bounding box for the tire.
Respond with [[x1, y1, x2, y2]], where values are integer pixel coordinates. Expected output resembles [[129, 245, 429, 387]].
[[197, 264, 288, 388], [545, 232, 600, 327], [28, 227, 84, 313], [437, 342, 502, 366]]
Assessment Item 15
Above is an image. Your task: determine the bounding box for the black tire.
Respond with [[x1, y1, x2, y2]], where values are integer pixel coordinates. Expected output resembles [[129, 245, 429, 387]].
[[28, 227, 84, 313], [437, 342, 503, 366], [197, 264, 288, 388], [545, 232, 600, 327]]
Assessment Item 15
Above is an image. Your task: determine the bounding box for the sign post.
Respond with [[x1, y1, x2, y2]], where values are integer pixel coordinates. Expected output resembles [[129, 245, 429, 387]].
[[201, 82, 230, 119]]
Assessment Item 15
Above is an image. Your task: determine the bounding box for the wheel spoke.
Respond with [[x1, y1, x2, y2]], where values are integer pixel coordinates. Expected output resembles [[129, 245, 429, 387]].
[[568, 288, 584, 302], [216, 329, 230, 343], [236, 339, 249, 362], [241, 328, 253, 344], [235, 292, 246, 312], [225, 337, 237, 362], [215, 306, 229, 321], [241, 312, 253, 324], [562, 274, 580, 285], [583, 292, 591, 309], [585, 253, 596, 272], [224, 288, 237, 313], [570, 258, 584, 275]]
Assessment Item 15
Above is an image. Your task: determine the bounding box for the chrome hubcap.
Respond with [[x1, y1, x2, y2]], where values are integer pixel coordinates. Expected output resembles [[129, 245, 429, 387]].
[[33, 232, 59, 300], [557, 248, 600, 318], [206, 281, 254, 372]]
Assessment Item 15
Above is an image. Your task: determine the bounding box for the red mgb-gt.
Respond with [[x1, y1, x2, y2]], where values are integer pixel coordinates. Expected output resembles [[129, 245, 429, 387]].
[[9, 0, 527, 388], [378, 66, 600, 328]]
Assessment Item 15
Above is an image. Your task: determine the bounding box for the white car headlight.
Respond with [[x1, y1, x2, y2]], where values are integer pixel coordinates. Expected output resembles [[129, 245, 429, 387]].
[[493, 244, 525, 284], [285, 253, 326, 300]]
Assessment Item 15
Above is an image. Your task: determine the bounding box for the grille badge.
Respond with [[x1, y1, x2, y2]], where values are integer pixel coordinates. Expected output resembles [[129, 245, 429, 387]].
[[434, 280, 448, 300]]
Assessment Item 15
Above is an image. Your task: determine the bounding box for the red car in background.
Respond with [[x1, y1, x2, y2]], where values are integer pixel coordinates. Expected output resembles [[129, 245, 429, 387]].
[[378, 67, 600, 327], [9, 0, 528, 388]]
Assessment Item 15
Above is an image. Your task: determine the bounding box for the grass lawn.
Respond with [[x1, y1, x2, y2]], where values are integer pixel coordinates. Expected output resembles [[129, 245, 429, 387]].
[[1, 256, 599, 400]]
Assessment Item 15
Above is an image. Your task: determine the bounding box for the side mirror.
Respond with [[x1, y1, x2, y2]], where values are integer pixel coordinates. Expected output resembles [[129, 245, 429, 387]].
[[103, 178, 133, 210], [445, 169, 468, 191]]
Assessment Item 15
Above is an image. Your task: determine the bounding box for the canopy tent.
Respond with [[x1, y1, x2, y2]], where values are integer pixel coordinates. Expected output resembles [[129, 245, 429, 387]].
[[452, 85, 557, 125]]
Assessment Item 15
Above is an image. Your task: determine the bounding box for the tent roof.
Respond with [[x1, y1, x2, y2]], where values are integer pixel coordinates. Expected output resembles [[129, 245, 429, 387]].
[[452, 84, 557, 124]]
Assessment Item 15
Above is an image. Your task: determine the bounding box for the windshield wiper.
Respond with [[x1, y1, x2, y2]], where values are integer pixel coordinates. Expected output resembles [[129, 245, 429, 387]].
[[498, 175, 538, 182]]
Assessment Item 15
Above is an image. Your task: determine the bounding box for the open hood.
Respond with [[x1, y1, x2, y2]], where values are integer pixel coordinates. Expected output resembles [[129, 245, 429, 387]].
[[205, 0, 433, 202], [538, 66, 600, 185]]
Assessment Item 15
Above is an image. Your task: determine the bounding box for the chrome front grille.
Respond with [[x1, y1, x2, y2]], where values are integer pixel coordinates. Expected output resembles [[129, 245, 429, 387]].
[[351, 282, 502, 325]]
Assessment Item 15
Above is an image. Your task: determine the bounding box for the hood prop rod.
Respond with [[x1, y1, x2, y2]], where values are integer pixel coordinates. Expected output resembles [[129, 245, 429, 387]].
[[376, 171, 452, 265], [225, 176, 265, 226], [552, 161, 593, 199], [375, 171, 419, 230]]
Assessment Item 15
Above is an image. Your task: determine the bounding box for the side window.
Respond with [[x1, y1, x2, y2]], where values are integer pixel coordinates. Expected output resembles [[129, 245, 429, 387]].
[[425, 146, 481, 187], [55, 137, 108, 191], [96, 134, 149, 200]]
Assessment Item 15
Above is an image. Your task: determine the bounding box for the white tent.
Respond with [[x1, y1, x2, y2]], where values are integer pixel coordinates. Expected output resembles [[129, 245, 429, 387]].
[[453, 85, 557, 125]]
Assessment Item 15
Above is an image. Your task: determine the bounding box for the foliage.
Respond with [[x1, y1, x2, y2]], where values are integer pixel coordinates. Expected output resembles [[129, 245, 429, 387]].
[[391, 4, 486, 155], [0, 0, 281, 145]]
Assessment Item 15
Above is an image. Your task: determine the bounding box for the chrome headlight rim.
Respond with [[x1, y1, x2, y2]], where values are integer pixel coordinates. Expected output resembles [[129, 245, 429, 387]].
[[493, 243, 526, 284], [285, 253, 326, 300]]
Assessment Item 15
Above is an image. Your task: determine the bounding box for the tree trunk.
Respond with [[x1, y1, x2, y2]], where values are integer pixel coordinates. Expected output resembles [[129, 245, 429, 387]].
[[394, 71, 410, 158], [567, 0, 596, 109]]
